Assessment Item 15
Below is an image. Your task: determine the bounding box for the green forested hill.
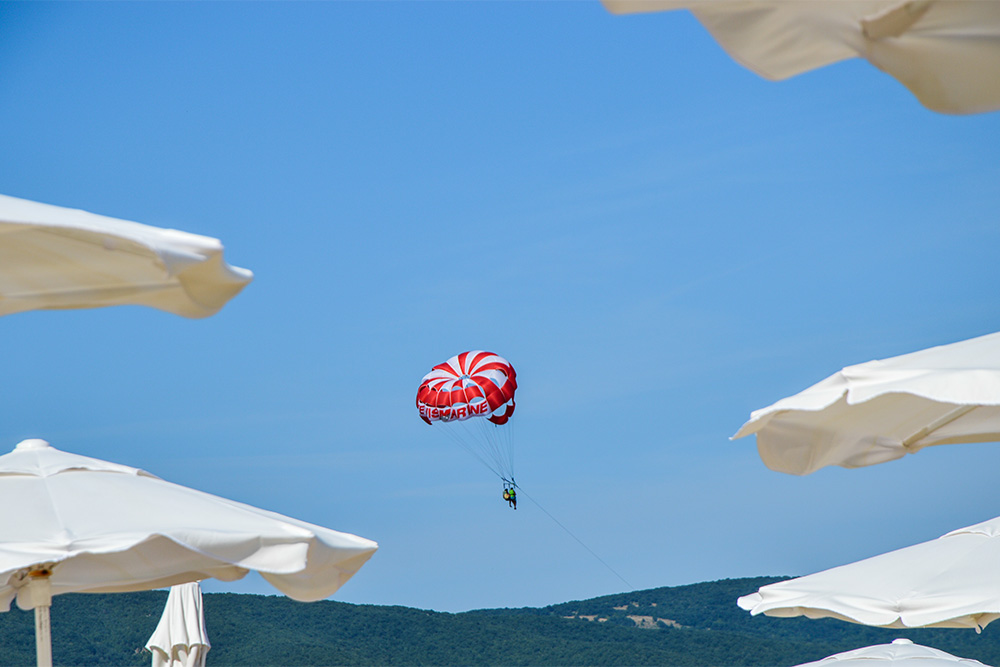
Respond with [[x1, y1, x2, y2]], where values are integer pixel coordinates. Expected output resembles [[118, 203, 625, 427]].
[[1, 577, 998, 666]]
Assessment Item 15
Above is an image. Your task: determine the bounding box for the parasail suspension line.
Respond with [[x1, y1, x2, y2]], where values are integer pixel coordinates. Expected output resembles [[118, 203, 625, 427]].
[[436, 415, 515, 483], [437, 420, 510, 481]]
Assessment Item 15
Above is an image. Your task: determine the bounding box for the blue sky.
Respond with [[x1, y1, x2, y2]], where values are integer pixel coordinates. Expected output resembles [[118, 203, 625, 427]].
[[1, 1, 999, 613]]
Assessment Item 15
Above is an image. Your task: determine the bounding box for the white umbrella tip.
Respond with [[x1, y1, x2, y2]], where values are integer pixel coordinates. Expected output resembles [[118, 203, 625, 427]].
[[15, 439, 51, 451], [891, 639, 914, 645]]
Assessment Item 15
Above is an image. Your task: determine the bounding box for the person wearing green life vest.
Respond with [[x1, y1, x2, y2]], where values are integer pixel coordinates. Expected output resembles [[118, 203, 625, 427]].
[[503, 485, 516, 510]]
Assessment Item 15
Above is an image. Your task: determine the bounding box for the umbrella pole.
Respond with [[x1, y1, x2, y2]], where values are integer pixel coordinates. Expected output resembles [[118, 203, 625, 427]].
[[35, 603, 52, 667], [27, 569, 53, 667]]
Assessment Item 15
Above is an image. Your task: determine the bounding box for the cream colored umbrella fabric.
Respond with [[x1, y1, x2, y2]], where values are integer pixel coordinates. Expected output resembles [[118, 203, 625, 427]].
[[0, 193, 252, 318], [794, 639, 988, 667], [0, 439, 378, 666], [732, 331, 1000, 475], [739, 513, 1000, 630], [146, 583, 210, 667], [601, 0, 1000, 115]]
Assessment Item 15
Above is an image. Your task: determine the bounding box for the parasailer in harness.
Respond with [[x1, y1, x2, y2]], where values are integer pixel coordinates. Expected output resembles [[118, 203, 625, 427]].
[[503, 482, 517, 510]]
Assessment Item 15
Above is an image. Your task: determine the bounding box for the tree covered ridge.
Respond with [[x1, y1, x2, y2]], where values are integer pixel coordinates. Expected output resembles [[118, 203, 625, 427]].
[[1, 577, 998, 666]]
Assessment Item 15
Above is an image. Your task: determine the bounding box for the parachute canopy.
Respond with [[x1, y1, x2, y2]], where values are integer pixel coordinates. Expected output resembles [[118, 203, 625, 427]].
[[416, 351, 516, 426]]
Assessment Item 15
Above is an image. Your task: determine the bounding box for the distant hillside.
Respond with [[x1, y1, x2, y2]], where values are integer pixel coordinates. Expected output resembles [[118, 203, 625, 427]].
[[1, 577, 998, 666]]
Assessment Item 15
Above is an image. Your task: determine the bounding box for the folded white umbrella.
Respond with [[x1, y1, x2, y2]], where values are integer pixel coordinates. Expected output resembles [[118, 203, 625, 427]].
[[0, 439, 378, 667], [0, 193, 252, 318], [601, 0, 1000, 115], [732, 331, 1000, 475], [146, 583, 210, 667], [794, 638, 988, 667], [739, 513, 1000, 630]]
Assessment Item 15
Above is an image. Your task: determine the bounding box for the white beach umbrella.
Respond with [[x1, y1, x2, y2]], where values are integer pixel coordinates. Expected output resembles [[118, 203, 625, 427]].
[[601, 0, 1000, 115], [732, 331, 1000, 475], [738, 512, 1000, 630], [0, 439, 378, 667], [0, 193, 252, 318], [145, 583, 210, 667], [794, 638, 988, 667]]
